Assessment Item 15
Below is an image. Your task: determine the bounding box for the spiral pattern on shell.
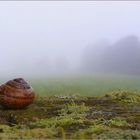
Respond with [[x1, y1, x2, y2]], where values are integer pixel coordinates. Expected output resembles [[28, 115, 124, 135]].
[[0, 78, 35, 109]]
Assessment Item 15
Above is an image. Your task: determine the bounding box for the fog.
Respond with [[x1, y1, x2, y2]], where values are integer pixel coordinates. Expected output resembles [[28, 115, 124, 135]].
[[0, 1, 140, 79]]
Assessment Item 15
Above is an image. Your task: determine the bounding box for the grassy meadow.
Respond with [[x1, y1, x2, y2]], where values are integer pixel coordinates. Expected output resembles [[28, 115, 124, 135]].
[[31, 74, 140, 96], [0, 74, 140, 139]]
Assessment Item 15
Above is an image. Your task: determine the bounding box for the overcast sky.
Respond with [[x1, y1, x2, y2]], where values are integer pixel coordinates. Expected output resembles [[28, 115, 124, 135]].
[[0, 1, 140, 78]]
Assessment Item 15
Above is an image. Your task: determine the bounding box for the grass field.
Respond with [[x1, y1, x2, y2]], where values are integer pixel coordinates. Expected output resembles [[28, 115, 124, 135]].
[[0, 74, 140, 139], [30, 74, 140, 96], [0, 90, 140, 139]]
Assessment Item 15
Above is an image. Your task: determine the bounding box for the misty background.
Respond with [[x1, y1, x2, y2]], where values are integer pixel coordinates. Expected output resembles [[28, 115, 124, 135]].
[[0, 1, 140, 79]]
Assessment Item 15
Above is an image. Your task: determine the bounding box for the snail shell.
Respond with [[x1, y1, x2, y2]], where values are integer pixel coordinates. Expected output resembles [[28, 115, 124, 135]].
[[0, 78, 35, 109]]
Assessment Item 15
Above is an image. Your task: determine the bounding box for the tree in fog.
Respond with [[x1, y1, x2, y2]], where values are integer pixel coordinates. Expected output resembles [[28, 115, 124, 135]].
[[82, 35, 140, 75], [103, 35, 140, 74], [81, 41, 110, 73]]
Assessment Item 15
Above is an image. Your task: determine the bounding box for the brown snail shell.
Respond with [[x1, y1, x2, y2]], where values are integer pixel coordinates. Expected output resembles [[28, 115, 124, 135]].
[[0, 78, 35, 109]]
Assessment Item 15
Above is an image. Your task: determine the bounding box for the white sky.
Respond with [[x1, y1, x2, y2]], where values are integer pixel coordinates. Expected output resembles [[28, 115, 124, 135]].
[[0, 1, 140, 77]]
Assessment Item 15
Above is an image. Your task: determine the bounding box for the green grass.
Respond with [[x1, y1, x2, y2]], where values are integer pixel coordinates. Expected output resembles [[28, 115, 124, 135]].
[[0, 91, 140, 139], [1, 75, 140, 139], [30, 74, 140, 96]]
